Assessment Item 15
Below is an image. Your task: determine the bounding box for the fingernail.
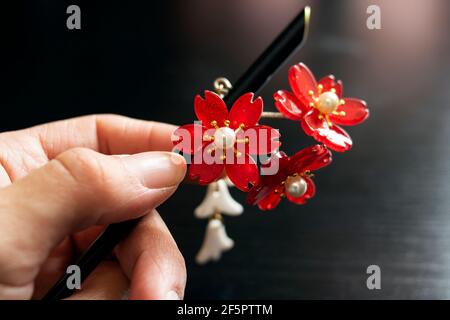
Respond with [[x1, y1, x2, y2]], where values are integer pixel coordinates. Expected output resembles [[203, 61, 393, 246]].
[[122, 152, 186, 189], [164, 290, 180, 300]]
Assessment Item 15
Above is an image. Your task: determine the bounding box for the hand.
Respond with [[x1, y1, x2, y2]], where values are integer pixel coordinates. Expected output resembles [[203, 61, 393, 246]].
[[0, 114, 187, 300]]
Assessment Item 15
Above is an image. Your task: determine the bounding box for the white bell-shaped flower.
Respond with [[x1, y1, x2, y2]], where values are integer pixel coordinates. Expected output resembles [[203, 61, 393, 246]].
[[194, 179, 243, 219], [196, 218, 234, 265]]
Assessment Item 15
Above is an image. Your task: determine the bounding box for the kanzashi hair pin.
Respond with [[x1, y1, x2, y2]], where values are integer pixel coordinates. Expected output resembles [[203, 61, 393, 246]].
[[44, 6, 368, 299]]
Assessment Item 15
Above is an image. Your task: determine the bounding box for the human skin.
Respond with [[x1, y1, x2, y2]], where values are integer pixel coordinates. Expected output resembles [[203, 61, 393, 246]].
[[0, 114, 187, 300]]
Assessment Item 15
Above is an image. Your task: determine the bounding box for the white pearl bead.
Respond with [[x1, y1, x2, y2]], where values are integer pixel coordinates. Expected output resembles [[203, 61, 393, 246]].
[[213, 127, 236, 149], [285, 175, 308, 198], [317, 91, 339, 114]]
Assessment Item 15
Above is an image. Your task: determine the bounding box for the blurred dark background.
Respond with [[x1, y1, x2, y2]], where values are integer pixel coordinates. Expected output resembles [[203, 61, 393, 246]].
[[2, 0, 450, 299]]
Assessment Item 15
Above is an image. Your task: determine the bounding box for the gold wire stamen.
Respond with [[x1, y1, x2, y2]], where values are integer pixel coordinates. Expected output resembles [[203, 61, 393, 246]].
[[211, 120, 219, 129], [317, 84, 323, 94], [224, 120, 230, 126], [332, 110, 346, 116], [303, 170, 315, 178], [234, 123, 245, 134], [236, 138, 249, 144], [203, 134, 214, 141]]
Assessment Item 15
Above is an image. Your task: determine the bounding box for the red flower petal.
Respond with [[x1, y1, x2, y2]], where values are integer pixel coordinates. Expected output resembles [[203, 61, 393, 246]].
[[330, 98, 369, 126], [226, 154, 260, 192], [228, 92, 263, 129], [188, 161, 224, 185], [288, 144, 332, 173], [172, 124, 207, 154], [256, 190, 282, 211], [273, 90, 305, 120], [247, 181, 275, 204], [301, 109, 353, 152], [236, 125, 281, 155], [194, 90, 229, 128], [288, 63, 317, 106], [318, 75, 343, 98], [285, 176, 316, 204]]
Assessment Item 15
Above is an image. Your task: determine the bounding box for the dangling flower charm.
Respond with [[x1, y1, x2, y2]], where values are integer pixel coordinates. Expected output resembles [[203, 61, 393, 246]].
[[173, 90, 280, 191], [247, 145, 332, 210], [274, 63, 369, 152]]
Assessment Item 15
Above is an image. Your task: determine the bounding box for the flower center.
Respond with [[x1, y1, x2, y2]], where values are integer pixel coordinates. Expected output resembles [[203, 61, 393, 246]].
[[316, 91, 340, 114], [213, 127, 236, 149], [285, 175, 308, 198]]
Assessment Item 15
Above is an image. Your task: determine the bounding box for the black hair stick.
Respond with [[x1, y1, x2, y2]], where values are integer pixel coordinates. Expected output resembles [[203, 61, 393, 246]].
[[43, 5, 310, 300]]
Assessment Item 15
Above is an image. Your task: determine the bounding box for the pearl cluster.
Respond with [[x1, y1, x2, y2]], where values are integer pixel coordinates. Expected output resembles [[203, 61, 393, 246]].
[[316, 91, 340, 115], [213, 127, 237, 149], [285, 175, 308, 198]]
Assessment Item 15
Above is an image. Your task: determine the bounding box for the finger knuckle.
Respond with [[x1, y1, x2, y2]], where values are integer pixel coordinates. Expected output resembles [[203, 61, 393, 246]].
[[53, 148, 117, 203]]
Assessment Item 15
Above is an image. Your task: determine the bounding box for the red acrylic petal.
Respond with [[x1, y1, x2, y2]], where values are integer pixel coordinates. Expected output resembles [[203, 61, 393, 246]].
[[256, 190, 282, 211], [273, 90, 305, 120], [247, 178, 283, 210], [225, 154, 260, 192], [285, 176, 316, 204], [301, 109, 353, 152], [247, 182, 276, 205], [188, 161, 224, 185], [288, 63, 317, 106], [260, 152, 290, 181], [288, 144, 332, 173], [236, 125, 281, 155], [172, 124, 207, 154], [330, 98, 369, 126], [194, 90, 229, 128], [228, 92, 263, 129], [318, 75, 343, 98]]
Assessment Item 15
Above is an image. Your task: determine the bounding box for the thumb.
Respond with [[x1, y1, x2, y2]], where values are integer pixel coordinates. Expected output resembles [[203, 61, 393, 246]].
[[0, 148, 186, 298]]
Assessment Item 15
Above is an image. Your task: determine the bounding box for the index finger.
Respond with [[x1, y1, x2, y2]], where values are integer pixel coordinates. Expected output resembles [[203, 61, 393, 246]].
[[26, 114, 177, 158]]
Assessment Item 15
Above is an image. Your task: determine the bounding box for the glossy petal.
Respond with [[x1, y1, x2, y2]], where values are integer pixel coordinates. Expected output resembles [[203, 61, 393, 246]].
[[189, 161, 224, 185], [288, 63, 317, 106], [288, 144, 332, 173], [247, 182, 275, 205], [172, 124, 207, 154], [256, 189, 282, 211], [273, 90, 305, 120], [330, 98, 369, 126], [260, 151, 291, 180], [247, 176, 283, 210], [228, 92, 263, 129], [194, 90, 229, 128], [225, 154, 260, 192], [318, 75, 343, 98], [236, 125, 281, 155], [301, 109, 353, 152], [285, 176, 316, 204]]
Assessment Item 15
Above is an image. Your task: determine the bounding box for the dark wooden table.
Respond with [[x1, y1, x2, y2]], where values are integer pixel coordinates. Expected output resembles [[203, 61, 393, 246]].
[[2, 0, 450, 299]]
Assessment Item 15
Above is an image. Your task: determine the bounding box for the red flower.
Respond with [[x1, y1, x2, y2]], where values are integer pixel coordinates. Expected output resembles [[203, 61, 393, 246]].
[[173, 90, 281, 192], [274, 63, 369, 152], [247, 145, 332, 210]]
